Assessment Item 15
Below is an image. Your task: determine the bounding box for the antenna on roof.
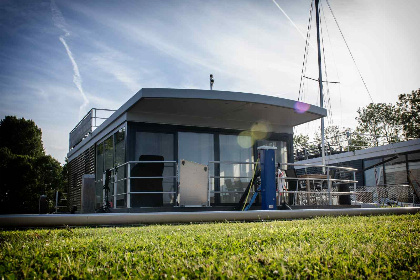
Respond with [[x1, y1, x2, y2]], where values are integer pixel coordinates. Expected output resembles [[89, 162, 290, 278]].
[[210, 74, 214, 90]]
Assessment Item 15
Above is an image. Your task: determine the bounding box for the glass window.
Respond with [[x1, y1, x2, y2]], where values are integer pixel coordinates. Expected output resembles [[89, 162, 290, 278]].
[[114, 128, 125, 166], [408, 152, 420, 203], [103, 136, 114, 206], [385, 155, 407, 185], [178, 132, 214, 166], [219, 134, 254, 203], [364, 158, 384, 186], [257, 140, 288, 166], [408, 161, 420, 192], [114, 128, 126, 207], [104, 136, 114, 170], [133, 132, 175, 206], [95, 143, 104, 209]]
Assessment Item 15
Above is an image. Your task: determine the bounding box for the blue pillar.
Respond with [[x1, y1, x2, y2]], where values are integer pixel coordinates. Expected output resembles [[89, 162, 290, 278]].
[[258, 146, 277, 210]]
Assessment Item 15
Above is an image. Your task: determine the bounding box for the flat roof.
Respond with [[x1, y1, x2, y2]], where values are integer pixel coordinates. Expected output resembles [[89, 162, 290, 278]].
[[68, 88, 327, 160], [295, 138, 420, 167]]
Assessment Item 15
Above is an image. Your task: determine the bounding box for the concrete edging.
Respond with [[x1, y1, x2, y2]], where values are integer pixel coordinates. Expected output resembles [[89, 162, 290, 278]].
[[1, 207, 419, 228]]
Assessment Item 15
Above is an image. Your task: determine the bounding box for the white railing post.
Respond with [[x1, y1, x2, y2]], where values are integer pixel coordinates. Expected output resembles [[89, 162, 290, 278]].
[[353, 171, 357, 203], [127, 163, 131, 208], [208, 162, 211, 206], [327, 166, 332, 205], [102, 172, 106, 207], [113, 170, 117, 209], [176, 162, 179, 205]]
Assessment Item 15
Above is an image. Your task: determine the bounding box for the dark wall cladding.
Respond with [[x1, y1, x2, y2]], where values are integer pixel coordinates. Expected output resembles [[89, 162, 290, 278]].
[[68, 146, 95, 211]]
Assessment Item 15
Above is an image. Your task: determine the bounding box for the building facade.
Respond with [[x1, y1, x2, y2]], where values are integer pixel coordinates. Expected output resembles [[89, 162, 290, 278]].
[[67, 88, 326, 211]]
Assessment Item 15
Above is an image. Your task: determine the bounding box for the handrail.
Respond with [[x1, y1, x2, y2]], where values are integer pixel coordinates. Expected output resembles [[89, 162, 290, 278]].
[[284, 177, 357, 183], [209, 161, 259, 165], [279, 162, 357, 171], [101, 160, 179, 209]]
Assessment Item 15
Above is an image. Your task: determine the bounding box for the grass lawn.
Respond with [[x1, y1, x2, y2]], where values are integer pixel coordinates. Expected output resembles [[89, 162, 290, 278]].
[[1, 213, 419, 279]]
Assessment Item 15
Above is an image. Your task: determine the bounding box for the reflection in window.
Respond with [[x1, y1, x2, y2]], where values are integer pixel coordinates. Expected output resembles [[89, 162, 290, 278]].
[[257, 140, 288, 165], [385, 155, 407, 185], [219, 134, 254, 203], [134, 132, 175, 205], [95, 143, 104, 209], [178, 132, 214, 166], [103, 136, 114, 203], [114, 127, 126, 207], [95, 127, 126, 209], [364, 158, 384, 186]]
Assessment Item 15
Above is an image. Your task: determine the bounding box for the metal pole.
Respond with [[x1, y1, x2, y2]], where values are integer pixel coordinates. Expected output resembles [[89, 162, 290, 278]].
[[176, 162, 179, 206], [114, 171, 117, 209], [102, 172, 106, 208], [353, 171, 357, 203], [127, 163, 131, 208], [315, 0, 325, 173], [327, 167, 332, 205], [208, 162, 211, 206]]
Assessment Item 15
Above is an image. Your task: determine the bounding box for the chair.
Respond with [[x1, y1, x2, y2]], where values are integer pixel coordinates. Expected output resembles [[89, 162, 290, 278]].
[[131, 155, 164, 207]]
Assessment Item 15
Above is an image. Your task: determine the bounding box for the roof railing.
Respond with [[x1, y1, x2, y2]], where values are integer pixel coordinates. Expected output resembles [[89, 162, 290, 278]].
[[69, 108, 116, 151]]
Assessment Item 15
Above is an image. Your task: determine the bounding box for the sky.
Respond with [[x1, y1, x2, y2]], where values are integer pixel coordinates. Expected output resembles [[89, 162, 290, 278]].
[[1, 0, 419, 164]]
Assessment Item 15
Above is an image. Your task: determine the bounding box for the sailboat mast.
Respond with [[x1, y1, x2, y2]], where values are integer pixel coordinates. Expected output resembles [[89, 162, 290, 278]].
[[315, 0, 326, 171]]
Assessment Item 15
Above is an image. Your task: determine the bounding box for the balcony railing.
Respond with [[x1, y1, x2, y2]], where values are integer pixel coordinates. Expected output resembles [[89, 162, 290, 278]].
[[69, 108, 116, 150]]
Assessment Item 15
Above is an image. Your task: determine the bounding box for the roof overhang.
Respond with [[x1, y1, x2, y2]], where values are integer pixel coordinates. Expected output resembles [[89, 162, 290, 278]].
[[68, 88, 326, 160], [127, 88, 326, 128]]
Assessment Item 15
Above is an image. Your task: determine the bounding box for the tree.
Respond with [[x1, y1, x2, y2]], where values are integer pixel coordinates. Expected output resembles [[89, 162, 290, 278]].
[[0, 116, 44, 157], [293, 134, 310, 151], [313, 126, 351, 152], [397, 89, 420, 139], [0, 116, 64, 214], [355, 103, 403, 146]]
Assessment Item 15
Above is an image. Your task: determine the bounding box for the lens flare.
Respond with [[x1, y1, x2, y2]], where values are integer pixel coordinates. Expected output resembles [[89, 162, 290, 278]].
[[294, 101, 310, 114], [251, 121, 271, 140], [237, 131, 254, 148]]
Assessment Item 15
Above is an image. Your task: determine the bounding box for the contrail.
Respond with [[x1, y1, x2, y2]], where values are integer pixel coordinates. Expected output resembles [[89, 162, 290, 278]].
[[271, 0, 307, 41], [51, 0, 89, 117]]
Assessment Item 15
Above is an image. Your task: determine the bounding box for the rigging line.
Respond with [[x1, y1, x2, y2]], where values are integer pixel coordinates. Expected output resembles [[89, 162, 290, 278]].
[[319, 4, 333, 126], [321, 1, 344, 129], [325, 0, 374, 103], [298, 1, 313, 101], [298, 0, 314, 102], [320, 2, 333, 126]]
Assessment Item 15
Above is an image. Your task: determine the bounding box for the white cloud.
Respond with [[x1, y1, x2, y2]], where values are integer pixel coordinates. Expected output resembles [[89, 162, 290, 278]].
[[51, 0, 89, 118]]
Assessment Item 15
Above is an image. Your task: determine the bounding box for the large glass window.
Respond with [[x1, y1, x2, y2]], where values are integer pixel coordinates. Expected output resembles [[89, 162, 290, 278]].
[[114, 127, 126, 207], [219, 134, 254, 203], [95, 126, 126, 209], [103, 136, 114, 204], [364, 158, 384, 186], [95, 143, 104, 209], [133, 132, 175, 206], [257, 140, 288, 165], [178, 132, 214, 166]]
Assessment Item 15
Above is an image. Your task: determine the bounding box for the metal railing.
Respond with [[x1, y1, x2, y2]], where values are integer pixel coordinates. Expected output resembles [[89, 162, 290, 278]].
[[208, 161, 259, 205], [69, 108, 116, 150], [100, 160, 179, 209], [353, 184, 418, 206], [98, 160, 417, 209], [278, 163, 357, 206]]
